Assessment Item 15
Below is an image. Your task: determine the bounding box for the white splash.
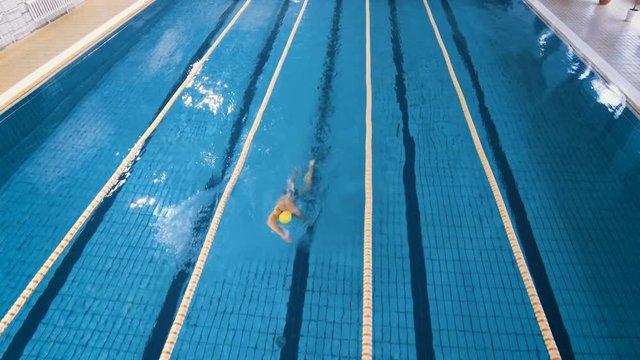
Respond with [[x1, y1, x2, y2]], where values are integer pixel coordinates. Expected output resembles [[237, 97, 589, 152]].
[[201, 151, 217, 168], [182, 94, 193, 107], [153, 191, 213, 260]]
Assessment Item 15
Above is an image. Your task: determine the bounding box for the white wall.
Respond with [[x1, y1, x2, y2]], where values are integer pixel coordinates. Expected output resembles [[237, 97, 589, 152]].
[[0, 0, 84, 49]]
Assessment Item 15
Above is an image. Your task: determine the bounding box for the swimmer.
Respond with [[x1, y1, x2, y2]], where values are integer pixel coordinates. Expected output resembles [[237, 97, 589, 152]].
[[267, 160, 315, 242]]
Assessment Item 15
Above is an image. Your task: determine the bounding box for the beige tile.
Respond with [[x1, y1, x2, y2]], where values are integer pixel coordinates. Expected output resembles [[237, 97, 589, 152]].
[[0, 0, 152, 110]]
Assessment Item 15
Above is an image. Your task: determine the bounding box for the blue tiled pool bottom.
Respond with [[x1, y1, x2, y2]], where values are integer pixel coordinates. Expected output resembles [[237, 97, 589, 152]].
[[0, 0, 639, 358]]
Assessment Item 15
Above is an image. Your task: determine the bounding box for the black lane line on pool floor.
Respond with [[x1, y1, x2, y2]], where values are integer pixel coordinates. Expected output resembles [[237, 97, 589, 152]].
[[142, 1, 292, 358], [0, 1, 242, 358], [436, 0, 575, 357], [279, 0, 342, 358], [1, 171, 131, 360], [388, 0, 436, 358]]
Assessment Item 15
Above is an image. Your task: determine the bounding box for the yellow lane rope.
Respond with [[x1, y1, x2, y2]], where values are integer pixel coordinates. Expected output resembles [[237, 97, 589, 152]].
[[362, 0, 374, 357], [419, 0, 560, 358], [159, 0, 310, 358], [0, 0, 253, 337]]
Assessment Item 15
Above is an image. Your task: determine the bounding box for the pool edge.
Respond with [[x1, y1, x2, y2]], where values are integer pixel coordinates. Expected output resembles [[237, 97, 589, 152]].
[[523, 0, 640, 115], [0, 0, 155, 115]]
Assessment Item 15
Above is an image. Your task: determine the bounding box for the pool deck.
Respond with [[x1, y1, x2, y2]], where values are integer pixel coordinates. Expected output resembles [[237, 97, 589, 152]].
[[0, 0, 153, 113], [0, 0, 639, 113], [526, 0, 640, 111]]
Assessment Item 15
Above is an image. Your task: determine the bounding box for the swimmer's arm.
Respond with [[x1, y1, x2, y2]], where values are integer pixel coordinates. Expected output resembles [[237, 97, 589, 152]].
[[267, 212, 291, 242]]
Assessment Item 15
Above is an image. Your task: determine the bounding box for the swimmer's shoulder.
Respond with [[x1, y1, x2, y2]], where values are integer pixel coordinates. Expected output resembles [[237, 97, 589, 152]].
[[272, 196, 287, 212]]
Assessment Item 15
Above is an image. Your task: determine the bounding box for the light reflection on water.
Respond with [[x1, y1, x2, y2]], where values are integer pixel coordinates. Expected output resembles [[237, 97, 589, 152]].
[[537, 29, 554, 54], [561, 39, 627, 118], [181, 76, 234, 115], [147, 28, 184, 75], [129, 196, 157, 209], [591, 78, 626, 118]]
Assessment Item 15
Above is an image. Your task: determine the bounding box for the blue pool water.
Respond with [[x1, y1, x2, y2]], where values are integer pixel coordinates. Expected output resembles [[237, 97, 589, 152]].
[[0, 0, 639, 358]]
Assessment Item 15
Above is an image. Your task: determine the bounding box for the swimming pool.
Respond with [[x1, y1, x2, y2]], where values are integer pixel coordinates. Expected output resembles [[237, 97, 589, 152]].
[[0, 0, 639, 358]]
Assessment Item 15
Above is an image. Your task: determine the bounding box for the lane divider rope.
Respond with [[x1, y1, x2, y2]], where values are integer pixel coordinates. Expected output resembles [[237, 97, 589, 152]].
[[0, 0, 253, 337], [362, 0, 374, 357], [159, 0, 310, 357], [419, 0, 561, 358]]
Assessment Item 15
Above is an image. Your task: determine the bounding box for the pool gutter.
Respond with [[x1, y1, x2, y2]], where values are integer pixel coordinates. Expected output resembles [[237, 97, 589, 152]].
[[0, 0, 154, 115], [523, 0, 640, 115]]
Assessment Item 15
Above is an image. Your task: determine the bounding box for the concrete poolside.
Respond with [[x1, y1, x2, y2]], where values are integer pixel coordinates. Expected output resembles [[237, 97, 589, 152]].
[[0, 0, 148, 112], [526, 0, 640, 110], [0, 0, 639, 113]]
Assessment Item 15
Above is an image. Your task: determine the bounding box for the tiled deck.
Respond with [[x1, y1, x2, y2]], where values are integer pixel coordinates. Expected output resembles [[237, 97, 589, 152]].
[[527, 0, 640, 110], [1, 0, 639, 114], [0, 0, 150, 112]]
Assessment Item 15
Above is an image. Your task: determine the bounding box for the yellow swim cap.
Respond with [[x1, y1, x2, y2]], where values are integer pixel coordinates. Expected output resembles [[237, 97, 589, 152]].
[[279, 210, 292, 224]]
